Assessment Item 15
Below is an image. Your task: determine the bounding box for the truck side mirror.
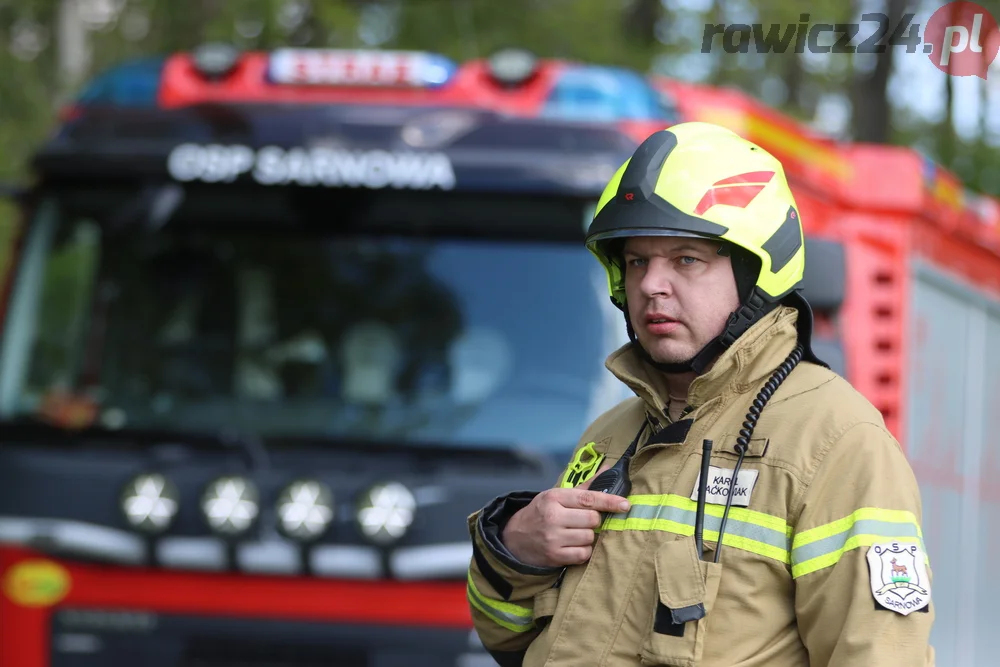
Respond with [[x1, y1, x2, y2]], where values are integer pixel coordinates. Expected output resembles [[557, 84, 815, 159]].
[[802, 237, 847, 378], [802, 237, 846, 313]]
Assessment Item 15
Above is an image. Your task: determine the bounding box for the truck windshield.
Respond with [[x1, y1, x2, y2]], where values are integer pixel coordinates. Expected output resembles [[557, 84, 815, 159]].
[[0, 188, 630, 453]]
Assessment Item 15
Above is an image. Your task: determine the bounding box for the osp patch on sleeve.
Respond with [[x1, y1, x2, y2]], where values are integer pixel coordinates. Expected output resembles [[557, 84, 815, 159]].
[[866, 542, 931, 615], [560, 441, 606, 488]]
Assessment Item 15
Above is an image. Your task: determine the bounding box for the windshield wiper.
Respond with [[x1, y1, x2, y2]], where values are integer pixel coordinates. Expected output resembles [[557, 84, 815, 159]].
[[0, 416, 270, 469]]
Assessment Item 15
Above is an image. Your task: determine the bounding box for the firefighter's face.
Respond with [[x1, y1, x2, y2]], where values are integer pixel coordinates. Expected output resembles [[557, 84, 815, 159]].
[[622, 236, 741, 366]]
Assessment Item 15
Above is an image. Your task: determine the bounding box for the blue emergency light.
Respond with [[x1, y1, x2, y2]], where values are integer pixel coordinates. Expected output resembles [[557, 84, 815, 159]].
[[76, 56, 165, 107], [542, 65, 674, 122]]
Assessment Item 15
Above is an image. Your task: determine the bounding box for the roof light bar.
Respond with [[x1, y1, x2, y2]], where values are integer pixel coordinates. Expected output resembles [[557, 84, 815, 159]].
[[268, 48, 455, 88]]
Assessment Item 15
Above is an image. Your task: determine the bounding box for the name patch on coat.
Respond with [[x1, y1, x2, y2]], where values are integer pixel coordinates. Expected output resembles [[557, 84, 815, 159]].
[[690, 466, 759, 507]]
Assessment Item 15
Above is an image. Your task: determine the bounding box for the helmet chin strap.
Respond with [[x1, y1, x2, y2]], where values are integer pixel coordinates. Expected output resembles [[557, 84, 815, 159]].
[[620, 244, 776, 376]]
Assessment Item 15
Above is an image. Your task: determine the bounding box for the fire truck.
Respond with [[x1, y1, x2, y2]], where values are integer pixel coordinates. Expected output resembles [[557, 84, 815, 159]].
[[0, 44, 997, 666]]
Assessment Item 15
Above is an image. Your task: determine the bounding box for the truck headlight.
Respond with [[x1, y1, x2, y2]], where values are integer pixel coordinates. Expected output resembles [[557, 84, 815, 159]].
[[201, 476, 259, 535], [276, 480, 334, 540], [121, 473, 179, 533], [357, 482, 415, 545]]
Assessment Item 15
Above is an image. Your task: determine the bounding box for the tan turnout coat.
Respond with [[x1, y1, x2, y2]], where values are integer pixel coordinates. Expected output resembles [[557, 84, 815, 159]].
[[466, 306, 935, 666]]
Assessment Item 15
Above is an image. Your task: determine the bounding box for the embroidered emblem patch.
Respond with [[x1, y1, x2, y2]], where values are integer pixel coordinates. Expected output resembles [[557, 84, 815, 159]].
[[689, 466, 759, 507], [866, 542, 931, 615], [560, 442, 605, 488]]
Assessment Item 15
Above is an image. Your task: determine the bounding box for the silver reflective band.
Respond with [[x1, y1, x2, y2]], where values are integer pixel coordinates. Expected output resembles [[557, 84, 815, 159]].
[[466, 578, 533, 630], [618, 502, 789, 552], [601, 497, 791, 563], [791, 519, 924, 567]]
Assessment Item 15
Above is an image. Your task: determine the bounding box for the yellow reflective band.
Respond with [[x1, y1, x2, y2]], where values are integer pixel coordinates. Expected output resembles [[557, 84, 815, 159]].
[[629, 494, 791, 534], [791, 508, 927, 579], [792, 508, 921, 549], [466, 573, 534, 633], [600, 494, 791, 564]]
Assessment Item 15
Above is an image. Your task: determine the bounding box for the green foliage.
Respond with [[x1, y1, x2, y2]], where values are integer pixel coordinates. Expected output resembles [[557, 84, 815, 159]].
[[0, 199, 21, 279], [0, 0, 995, 200], [392, 0, 661, 70]]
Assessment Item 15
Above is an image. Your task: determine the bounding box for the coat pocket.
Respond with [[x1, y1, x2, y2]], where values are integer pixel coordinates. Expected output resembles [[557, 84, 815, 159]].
[[639, 537, 722, 666]]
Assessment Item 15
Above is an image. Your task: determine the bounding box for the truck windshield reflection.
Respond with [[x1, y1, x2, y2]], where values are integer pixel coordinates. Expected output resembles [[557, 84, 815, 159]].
[[6, 211, 629, 452]]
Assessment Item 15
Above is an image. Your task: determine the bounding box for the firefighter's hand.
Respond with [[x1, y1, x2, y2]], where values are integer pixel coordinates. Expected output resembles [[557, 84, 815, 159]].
[[501, 463, 629, 568]]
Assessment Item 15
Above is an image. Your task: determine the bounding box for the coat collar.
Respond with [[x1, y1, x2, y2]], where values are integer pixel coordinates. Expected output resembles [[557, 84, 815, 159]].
[[604, 306, 801, 418]]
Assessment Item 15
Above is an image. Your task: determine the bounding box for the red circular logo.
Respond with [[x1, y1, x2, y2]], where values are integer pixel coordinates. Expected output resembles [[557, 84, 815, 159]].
[[925, 1, 998, 78]]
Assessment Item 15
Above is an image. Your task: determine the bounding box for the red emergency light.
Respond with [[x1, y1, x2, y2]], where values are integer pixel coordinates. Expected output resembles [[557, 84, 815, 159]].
[[266, 48, 455, 88]]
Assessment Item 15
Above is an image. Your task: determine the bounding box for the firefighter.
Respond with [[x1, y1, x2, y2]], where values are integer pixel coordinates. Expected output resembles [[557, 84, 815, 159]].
[[465, 122, 935, 666]]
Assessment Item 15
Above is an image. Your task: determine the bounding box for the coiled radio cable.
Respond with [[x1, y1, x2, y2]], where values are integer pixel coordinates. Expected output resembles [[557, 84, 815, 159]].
[[713, 344, 803, 563]]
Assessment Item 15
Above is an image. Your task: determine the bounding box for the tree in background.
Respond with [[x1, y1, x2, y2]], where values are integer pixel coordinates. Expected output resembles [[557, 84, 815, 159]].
[[851, 0, 909, 143]]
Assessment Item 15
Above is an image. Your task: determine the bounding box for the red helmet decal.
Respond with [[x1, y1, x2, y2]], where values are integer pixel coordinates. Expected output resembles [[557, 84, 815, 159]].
[[694, 171, 775, 216]]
